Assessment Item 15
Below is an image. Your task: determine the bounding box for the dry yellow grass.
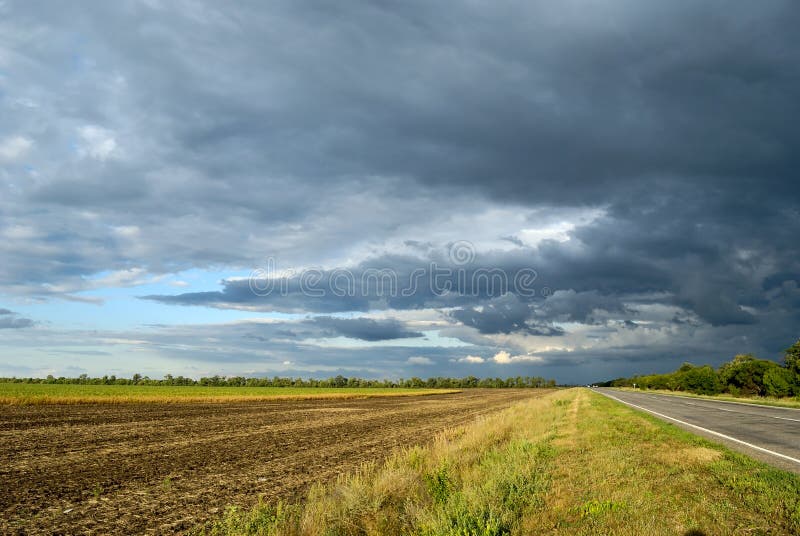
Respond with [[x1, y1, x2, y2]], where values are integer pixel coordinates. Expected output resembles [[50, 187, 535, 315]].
[[656, 446, 723, 466], [199, 390, 569, 535]]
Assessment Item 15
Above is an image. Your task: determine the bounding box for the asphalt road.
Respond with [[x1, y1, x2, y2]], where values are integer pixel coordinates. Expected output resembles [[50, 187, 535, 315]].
[[593, 388, 800, 474]]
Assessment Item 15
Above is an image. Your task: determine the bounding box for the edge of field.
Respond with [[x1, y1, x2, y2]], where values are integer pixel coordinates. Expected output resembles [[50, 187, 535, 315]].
[[0, 387, 462, 405], [613, 386, 800, 409], [196, 388, 800, 535]]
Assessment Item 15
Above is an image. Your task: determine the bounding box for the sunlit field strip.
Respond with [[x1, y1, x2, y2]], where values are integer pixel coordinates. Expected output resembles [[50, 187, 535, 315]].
[[0, 383, 461, 404]]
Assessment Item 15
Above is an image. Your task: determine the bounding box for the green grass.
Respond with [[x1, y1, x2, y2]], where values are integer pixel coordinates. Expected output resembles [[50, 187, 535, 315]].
[[0, 383, 458, 404], [616, 387, 800, 409], [195, 389, 800, 535], [537, 391, 800, 535]]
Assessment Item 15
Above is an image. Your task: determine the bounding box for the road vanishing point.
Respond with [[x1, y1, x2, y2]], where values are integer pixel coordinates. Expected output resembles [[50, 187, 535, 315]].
[[593, 388, 800, 475]]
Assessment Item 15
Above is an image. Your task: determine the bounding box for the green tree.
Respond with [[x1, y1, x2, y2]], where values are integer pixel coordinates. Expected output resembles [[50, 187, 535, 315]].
[[763, 367, 793, 398], [785, 339, 800, 369], [719, 354, 781, 396], [784, 339, 800, 394], [680, 365, 721, 395]]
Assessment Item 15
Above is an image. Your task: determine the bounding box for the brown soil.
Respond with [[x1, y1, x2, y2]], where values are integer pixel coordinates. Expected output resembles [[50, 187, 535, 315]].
[[0, 389, 546, 534]]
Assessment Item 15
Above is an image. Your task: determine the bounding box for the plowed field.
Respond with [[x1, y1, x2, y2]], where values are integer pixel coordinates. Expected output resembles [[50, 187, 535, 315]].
[[1, 389, 548, 534]]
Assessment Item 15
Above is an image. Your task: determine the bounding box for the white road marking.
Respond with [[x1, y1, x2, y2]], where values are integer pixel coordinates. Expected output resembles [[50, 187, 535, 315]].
[[595, 390, 800, 466], [644, 392, 800, 412], [680, 401, 800, 422]]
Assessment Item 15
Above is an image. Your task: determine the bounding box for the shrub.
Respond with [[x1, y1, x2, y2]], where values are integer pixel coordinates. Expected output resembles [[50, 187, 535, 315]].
[[763, 367, 794, 398], [678, 365, 721, 395]]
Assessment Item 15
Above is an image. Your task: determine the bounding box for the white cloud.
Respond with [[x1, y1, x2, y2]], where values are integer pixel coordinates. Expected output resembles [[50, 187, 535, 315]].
[[516, 208, 604, 246], [89, 268, 161, 289], [491, 350, 543, 364], [492, 350, 512, 364], [454, 354, 485, 363], [518, 222, 575, 244], [77, 125, 117, 160], [406, 356, 433, 365], [112, 225, 140, 238], [0, 135, 32, 161]]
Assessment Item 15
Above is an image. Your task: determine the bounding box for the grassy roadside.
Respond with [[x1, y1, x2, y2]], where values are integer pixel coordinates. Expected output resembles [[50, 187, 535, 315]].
[[0, 383, 460, 404], [536, 390, 800, 535], [614, 387, 800, 409], [197, 388, 800, 535]]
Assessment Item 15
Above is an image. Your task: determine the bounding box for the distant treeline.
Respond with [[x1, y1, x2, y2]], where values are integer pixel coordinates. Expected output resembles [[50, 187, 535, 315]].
[[598, 339, 800, 398], [0, 373, 557, 389]]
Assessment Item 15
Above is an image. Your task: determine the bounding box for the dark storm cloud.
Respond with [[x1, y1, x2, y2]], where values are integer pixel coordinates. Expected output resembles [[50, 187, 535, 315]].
[[308, 317, 424, 342], [536, 290, 628, 324], [450, 294, 564, 336], [2, 1, 798, 285]]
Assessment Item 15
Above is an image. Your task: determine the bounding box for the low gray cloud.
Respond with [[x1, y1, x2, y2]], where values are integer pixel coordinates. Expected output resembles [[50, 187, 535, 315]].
[[537, 290, 629, 324], [450, 294, 562, 336], [308, 317, 424, 341], [0, 309, 34, 329]]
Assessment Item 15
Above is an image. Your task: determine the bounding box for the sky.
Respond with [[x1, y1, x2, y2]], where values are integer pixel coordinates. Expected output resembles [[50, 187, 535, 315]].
[[1, 1, 799, 384]]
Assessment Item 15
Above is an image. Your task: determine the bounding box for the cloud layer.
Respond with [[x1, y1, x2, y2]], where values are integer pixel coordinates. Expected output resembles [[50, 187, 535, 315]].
[[1, 1, 798, 381]]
